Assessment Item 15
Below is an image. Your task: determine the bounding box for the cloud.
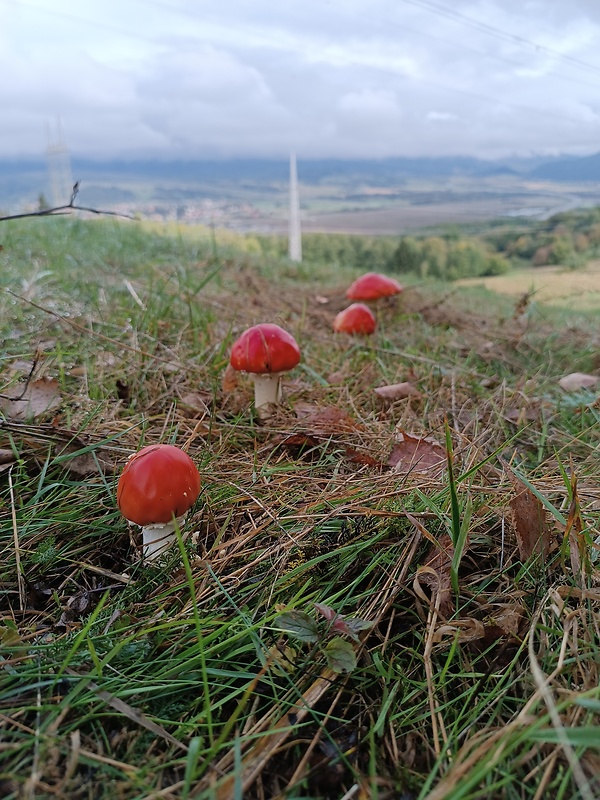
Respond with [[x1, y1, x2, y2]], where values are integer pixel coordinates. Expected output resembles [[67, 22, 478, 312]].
[[2, 0, 600, 160], [427, 111, 459, 122]]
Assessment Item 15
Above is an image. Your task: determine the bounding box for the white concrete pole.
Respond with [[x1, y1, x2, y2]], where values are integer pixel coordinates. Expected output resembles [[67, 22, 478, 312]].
[[288, 152, 302, 262]]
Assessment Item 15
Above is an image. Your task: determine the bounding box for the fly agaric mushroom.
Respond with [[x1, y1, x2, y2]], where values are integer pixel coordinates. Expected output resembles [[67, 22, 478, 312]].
[[230, 323, 301, 413], [117, 443, 201, 561], [333, 303, 376, 335], [346, 272, 403, 302]]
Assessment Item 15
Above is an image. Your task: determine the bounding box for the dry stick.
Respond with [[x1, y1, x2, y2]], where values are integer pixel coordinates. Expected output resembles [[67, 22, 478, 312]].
[[531, 751, 559, 800], [0, 184, 136, 222], [8, 466, 26, 611]]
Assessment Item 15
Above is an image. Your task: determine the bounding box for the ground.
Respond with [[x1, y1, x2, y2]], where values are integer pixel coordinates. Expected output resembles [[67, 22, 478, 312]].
[[1, 218, 600, 799]]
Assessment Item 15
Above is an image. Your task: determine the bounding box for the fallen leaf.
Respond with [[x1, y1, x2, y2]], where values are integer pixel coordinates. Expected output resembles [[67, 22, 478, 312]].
[[504, 404, 542, 425], [563, 475, 589, 587], [221, 363, 239, 392], [0, 448, 17, 473], [178, 391, 211, 417], [558, 372, 599, 392], [387, 430, 446, 474], [505, 465, 554, 563], [486, 603, 525, 636], [374, 381, 422, 401], [0, 377, 62, 421], [53, 444, 117, 477], [294, 402, 359, 432], [265, 643, 297, 675], [7, 359, 36, 374], [326, 371, 346, 386], [432, 618, 486, 644], [418, 533, 456, 618]]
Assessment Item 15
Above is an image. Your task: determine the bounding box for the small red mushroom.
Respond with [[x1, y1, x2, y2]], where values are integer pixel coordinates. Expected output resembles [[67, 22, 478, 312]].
[[117, 444, 201, 561], [333, 303, 376, 335], [346, 272, 403, 302], [230, 323, 301, 413]]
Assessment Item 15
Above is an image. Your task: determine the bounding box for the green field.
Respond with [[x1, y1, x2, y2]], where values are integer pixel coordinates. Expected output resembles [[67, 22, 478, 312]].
[[459, 260, 600, 311], [1, 218, 600, 799]]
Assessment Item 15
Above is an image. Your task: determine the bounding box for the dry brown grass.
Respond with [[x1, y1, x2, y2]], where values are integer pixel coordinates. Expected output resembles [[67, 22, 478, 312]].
[[2, 220, 600, 799], [458, 260, 600, 310]]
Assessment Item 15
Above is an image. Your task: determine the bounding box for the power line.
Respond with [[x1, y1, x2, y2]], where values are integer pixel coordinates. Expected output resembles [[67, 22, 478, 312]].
[[320, 0, 600, 94], [139, 0, 599, 128], [397, 0, 600, 78]]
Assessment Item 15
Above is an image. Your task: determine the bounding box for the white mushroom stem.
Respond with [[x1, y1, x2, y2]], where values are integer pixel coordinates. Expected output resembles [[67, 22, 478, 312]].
[[141, 514, 187, 561], [251, 372, 283, 409]]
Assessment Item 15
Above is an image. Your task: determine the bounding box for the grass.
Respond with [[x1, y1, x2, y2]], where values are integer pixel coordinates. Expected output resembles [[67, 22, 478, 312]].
[[1, 217, 600, 799], [457, 260, 600, 312]]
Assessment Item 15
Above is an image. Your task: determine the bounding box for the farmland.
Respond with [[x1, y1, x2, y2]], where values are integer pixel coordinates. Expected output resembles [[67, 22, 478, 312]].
[[459, 260, 600, 310]]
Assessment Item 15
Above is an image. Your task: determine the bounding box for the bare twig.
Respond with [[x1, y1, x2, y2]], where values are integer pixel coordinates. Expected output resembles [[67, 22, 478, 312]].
[[0, 182, 136, 222]]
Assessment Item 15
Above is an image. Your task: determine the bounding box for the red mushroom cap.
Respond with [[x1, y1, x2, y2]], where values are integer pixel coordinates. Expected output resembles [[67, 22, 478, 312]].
[[117, 444, 201, 526], [346, 272, 403, 301], [230, 323, 301, 375], [333, 303, 377, 335]]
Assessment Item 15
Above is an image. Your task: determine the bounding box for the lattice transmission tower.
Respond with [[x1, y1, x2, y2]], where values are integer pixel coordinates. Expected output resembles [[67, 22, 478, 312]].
[[46, 119, 73, 207]]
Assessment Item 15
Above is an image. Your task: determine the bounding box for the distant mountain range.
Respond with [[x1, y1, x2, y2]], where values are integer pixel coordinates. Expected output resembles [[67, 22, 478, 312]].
[[0, 152, 598, 209], [529, 152, 600, 182]]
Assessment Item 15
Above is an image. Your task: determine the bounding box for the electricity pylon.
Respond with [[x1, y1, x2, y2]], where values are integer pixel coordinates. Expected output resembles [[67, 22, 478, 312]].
[[46, 118, 73, 207]]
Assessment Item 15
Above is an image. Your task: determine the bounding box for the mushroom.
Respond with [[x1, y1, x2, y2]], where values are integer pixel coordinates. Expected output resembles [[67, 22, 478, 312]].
[[229, 323, 301, 414], [333, 303, 376, 335], [346, 272, 403, 303], [117, 443, 201, 561]]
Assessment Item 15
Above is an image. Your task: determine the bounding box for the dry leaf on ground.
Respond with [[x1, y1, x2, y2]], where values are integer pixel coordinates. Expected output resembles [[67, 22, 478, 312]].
[[0, 448, 17, 473], [374, 381, 422, 401], [387, 430, 446, 474], [486, 603, 525, 637], [294, 402, 359, 432], [504, 465, 554, 562], [178, 391, 212, 418], [276, 432, 382, 467], [53, 443, 118, 477], [564, 477, 588, 587], [558, 372, 599, 392], [0, 377, 62, 421], [221, 363, 239, 392], [418, 532, 456, 618], [433, 618, 486, 644]]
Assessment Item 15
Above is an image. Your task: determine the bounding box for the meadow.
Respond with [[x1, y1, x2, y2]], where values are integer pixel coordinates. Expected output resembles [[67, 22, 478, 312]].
[[1, 217, 600, 799], [459, 260, 600, 311]]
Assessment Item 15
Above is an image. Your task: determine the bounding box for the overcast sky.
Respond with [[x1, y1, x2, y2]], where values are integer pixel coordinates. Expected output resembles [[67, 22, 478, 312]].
[[3, 0, 600, 161]]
